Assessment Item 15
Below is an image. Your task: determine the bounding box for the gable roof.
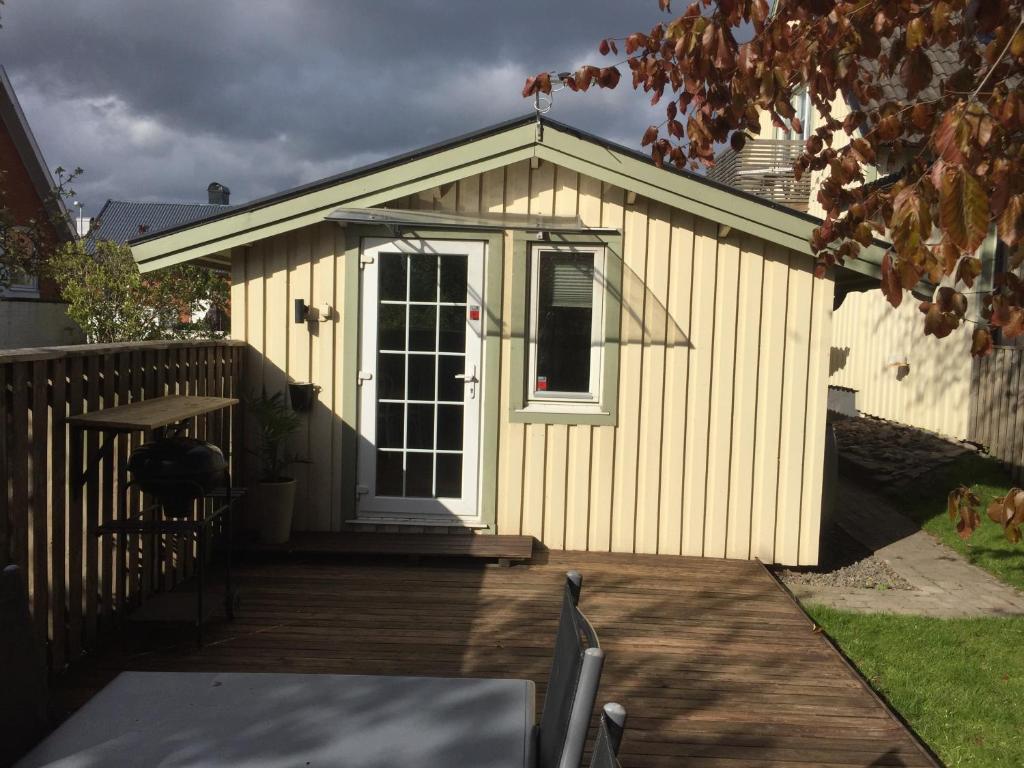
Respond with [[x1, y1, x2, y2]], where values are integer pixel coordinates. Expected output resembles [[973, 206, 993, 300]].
[[129, 114, 884, 281], [0, 66, 76, 241], [87, 199, 233, 252]]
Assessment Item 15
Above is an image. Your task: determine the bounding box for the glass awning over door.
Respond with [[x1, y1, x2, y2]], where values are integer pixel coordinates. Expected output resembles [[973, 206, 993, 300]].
[[325, 207, 617, 234]]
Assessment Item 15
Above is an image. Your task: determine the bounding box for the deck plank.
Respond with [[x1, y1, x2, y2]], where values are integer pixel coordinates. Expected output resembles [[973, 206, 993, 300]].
[[52, 551, 937, 767], [238, 531, 533, 559]]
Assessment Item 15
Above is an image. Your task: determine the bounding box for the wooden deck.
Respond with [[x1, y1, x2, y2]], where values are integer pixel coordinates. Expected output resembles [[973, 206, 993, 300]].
[[54, 551, 937, 767]]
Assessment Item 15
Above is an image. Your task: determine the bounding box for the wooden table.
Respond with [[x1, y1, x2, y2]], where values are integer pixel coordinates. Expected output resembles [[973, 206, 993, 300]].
[[68, 395, 239, 434], [17, 671, 536, 768]]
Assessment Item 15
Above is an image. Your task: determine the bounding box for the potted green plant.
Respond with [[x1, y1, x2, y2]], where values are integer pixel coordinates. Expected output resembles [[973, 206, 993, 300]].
[[249, 391, 303, 544]]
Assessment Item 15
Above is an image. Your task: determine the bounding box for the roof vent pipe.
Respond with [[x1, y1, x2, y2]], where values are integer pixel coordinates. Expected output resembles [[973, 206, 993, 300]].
[[207, 182, 230, 205]]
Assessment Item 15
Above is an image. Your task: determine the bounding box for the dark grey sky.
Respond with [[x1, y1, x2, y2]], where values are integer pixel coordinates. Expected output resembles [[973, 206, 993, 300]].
[[3, 0, 667, 218]]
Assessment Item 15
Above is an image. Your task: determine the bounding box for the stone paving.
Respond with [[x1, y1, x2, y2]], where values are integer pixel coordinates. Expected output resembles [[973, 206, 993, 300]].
[[787, 478, 1024, 617], [784, 415, 1024, 618]]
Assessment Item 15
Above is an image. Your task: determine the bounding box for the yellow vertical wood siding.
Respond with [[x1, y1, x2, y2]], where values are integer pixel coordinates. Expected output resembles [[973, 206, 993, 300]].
[[230, 158, 832, 565], [829, 289, 972, 440]]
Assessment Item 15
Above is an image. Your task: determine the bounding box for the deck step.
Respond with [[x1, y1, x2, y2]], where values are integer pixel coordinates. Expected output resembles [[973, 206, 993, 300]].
[[238, 532, 534, 561]]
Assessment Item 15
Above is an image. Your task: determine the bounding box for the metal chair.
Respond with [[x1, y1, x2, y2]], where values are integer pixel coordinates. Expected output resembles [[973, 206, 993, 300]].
[[0, 564, 50, 766], [536, 571, 605, 768], [589, 703, 627, 768]]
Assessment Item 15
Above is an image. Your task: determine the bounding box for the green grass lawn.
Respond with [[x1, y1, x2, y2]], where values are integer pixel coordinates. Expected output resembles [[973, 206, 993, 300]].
[[807, 606, 1024, 768], [895, 453, 1024, 591]]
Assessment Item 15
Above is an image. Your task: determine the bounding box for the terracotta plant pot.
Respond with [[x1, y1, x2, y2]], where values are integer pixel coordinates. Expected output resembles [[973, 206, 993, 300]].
[[255, 478, 296, 544]]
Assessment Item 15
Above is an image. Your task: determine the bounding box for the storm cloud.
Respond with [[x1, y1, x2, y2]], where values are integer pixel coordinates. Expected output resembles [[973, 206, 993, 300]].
[[2, 0, 668, 216]]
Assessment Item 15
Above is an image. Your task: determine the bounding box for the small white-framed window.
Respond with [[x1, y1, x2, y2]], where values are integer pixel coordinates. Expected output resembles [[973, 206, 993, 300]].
[[527, 244, 605, 405], [0, 236, 40, 298]]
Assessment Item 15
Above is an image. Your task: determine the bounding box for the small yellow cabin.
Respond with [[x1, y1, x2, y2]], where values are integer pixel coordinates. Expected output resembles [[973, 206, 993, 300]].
[[131, 115, 885, 565]]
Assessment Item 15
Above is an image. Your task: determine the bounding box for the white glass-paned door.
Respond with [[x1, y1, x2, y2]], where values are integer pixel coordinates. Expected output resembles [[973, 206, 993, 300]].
[[357, 238, 484, 522]]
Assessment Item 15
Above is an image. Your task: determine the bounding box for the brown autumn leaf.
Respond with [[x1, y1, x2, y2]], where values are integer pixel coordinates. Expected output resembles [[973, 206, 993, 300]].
[[730, 131, 746, 151], [910, 103, 933, 131], [949, 485, 982, 540], [987, 489, 1024, 543], [998, 194, 1024, 247], [921, 288, 966, 338], [900, 48, 933, 98], [641, 125, 659, 146], [881, 252, 903, 308], [956, 256, 982, 288], [1011, 242, 1024, 271], [971, 327, 994, 356], [940, 167, 989, 253], [876, 114, 903, 142], [597, 67, 621, 88], [897, 254, 924, 290], [933, 1, 952, 32], [932, 106, 967, 164], [1003, 307, 1024, 339], [905, 16, 927, 50], [1012, 30, 1024, 58]]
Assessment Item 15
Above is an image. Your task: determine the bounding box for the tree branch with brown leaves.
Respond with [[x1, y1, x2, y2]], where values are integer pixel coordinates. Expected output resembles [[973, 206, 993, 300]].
[[524, 0, 1024, 357]]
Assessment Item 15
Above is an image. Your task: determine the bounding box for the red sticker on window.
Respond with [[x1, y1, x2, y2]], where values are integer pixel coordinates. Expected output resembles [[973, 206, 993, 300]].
[[536, 376, 548, 391], [469, 305, 481, 321]]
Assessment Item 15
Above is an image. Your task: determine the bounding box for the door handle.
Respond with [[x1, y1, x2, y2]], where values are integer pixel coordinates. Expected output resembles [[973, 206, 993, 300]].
[[454, 366, 478, 398]]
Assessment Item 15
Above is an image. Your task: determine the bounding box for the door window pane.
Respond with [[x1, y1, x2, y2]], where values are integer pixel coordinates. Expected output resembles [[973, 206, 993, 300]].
[[408, 306, 436, 351], [376, 403, 404, 449], [439, 306, 466, 352], [437, 355, 465, 402], [406, 404, 434, 450], [376, 451, 403, 496], [407, 354, 436, 401], [436, 404, 463, 450], [377, 353, 405, 399], [405, 453, 434, 497], [379, 253, 406, 301], [535, 252, 594, 394], [440, 254, 468, 302], [436, 454, 462, 498], [379, 304, 406, 351], [409, 254, 437, 301]]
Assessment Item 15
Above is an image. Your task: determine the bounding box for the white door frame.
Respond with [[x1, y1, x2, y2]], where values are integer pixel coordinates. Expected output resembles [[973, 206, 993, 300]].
[[356, 237, 485, 524]]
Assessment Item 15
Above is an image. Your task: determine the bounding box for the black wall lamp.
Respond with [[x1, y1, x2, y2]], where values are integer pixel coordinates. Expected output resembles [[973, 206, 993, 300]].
[[294, 298, 334, 324]]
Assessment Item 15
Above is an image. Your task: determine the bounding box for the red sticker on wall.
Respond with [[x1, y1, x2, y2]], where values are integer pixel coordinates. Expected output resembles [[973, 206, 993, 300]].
[[536, 376, 548, 391], [469, 305, 481, 321]]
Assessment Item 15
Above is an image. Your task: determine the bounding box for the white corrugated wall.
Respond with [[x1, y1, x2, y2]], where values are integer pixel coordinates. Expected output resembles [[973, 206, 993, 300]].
[[829, 289, 972, 439]]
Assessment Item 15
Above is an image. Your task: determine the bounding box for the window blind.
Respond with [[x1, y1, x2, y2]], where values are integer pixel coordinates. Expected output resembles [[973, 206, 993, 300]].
[[542, 253, 594, 309]]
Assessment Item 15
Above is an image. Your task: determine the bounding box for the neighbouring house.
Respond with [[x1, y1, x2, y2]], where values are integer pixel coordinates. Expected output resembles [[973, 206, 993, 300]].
[[708, 47, 1006, 445], [86, 182, 234, 332], [129, 115, 887, 565], [0, 66, 83, 348], [86, 182, 233, 251]]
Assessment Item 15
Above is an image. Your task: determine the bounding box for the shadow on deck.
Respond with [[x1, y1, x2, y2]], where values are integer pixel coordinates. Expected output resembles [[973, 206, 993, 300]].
[[54, 551, 937, 767]]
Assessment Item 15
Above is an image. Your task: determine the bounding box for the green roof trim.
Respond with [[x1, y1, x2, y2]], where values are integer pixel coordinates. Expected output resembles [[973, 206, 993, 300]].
[[129, 114, 884, 282]]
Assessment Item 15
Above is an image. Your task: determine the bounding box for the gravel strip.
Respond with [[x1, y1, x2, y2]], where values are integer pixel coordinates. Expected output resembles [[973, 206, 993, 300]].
[[777, 556, 913, 590], [773, 522, 914, 591]]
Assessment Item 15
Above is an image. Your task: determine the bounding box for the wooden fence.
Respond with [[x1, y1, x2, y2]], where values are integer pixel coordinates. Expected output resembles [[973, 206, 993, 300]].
[[0, 340, 245, 675], [968, 345, 1024, 481]]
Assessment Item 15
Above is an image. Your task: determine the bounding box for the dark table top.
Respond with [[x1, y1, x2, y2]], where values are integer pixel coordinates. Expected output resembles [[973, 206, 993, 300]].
[[17, 671, 536, 768]]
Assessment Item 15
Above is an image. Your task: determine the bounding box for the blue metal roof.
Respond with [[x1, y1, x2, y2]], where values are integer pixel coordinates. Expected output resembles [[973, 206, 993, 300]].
[[87, 199, 233, 252]]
